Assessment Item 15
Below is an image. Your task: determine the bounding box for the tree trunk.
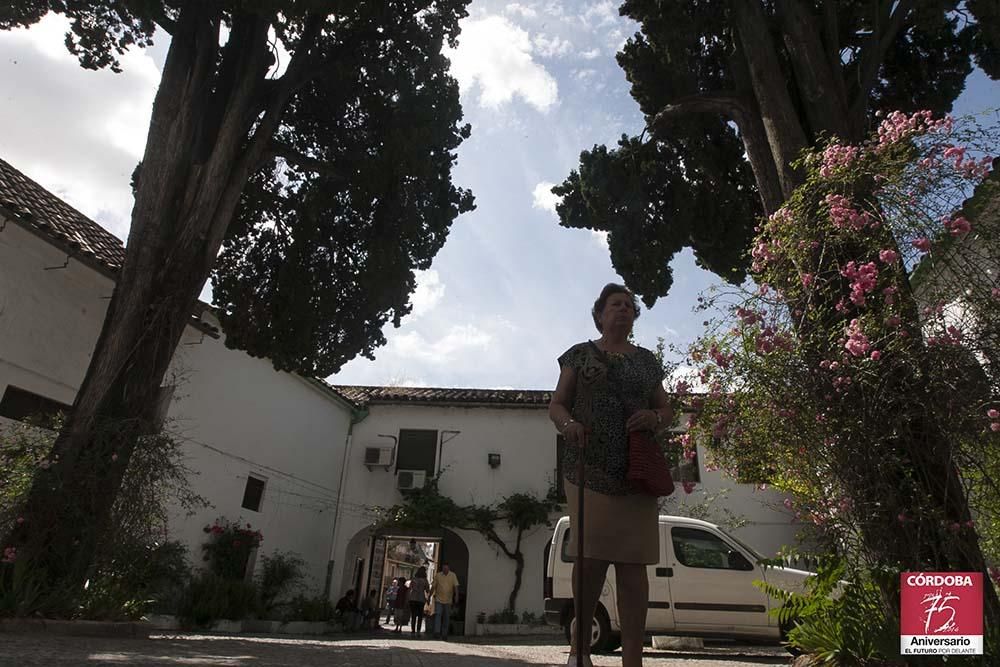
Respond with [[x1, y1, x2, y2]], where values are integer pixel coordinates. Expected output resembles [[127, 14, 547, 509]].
[[508, 529, 525, 612], [728, 0, 809, 199], [3, 5, 276, 595]]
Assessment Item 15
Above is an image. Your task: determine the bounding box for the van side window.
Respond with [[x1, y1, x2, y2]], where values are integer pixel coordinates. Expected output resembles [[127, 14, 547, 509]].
[[671, 526, 751, 570]]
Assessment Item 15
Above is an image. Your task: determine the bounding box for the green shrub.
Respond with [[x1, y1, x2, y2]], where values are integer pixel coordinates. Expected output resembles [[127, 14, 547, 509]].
[[176, 573, 259, 628], [256, 551, 305, 616], [757, 558, 898, 665], [79, 540, 190, 620], [285, 594, 334, 622]]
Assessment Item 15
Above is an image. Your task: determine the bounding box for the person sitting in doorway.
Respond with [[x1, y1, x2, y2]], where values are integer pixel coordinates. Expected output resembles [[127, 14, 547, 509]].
[[334, 589, 361, 631]]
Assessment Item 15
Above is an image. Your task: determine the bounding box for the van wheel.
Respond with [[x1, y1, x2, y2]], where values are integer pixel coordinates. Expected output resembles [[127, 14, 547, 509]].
[[564, 604, 614, 653]]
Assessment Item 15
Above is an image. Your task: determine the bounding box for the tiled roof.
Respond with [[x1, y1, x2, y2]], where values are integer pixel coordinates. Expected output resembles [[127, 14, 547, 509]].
[[0, 157, 126, 275], [329, 385, 553, 407]]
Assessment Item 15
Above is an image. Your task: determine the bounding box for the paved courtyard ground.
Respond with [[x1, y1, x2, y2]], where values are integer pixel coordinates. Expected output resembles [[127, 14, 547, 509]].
[[0, 632, 790, 667]]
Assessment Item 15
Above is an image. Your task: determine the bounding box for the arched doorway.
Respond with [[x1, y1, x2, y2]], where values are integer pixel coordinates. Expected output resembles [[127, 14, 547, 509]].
[[339, 526, 470, 635]]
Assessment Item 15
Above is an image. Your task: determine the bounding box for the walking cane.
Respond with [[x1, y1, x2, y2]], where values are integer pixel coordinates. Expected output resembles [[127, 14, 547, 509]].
[[575, 431, 587, 667]]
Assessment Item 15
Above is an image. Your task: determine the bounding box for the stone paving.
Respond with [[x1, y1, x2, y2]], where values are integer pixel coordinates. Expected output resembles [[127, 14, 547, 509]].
[[0, 631, 791, 667]]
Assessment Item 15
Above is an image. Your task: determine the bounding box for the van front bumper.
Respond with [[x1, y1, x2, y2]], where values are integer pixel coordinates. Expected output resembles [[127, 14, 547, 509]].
[[544, 597, 570, 627]]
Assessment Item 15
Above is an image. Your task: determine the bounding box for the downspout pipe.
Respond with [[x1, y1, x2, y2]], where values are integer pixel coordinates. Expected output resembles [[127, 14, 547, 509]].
[[327, 405, 369, 599]]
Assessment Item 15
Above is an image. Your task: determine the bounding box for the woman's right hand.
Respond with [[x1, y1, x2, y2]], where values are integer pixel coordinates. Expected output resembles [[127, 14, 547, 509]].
[[563, 421, 586, 449]]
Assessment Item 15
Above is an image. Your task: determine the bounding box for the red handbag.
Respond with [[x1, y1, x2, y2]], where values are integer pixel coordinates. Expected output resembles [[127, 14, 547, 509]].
[[626, 430, 675, 496]]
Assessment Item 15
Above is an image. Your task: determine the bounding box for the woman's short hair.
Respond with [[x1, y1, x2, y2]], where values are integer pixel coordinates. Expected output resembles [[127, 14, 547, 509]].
[[591, 283, 641, 332]]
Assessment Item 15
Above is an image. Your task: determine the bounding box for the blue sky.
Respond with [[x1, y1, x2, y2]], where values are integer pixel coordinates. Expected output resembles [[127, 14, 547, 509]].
[[1, 4, 997, 391]]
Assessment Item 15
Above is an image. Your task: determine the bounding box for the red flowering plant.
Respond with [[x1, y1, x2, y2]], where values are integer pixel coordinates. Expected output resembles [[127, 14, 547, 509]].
[[685, 113, 1000, 634], [201, 519, 263, 581]]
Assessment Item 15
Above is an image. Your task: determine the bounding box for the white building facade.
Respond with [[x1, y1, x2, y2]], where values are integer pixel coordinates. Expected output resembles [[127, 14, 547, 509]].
[[0, 157, 354, 590]]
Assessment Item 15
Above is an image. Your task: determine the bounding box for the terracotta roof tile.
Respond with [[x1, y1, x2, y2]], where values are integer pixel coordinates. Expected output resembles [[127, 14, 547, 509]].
[[0, 157, 126, 274], [329, 385, 553, 407]]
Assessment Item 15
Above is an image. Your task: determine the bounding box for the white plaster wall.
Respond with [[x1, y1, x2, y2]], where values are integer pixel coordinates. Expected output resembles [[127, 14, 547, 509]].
[[330, 402, 806, 629], [0, 217, 352, 589], [330, 403, 560, 627]]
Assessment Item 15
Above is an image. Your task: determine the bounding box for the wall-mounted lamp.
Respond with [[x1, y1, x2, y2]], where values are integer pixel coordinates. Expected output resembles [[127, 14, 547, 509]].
[[487, 453, 501, 468]]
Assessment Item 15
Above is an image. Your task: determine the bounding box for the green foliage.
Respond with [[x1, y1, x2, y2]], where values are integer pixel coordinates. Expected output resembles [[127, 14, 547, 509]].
[[78, 540, 190, 620], [176, 573, 259, 629], [283, 594, 335, 623], [256, 551, 306, 615], [756, 558, 898, 665], [0, 416, 204, 619]]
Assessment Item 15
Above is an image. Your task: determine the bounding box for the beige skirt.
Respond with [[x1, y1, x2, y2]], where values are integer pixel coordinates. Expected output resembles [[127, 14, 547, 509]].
[[564, 480, 659, 564]]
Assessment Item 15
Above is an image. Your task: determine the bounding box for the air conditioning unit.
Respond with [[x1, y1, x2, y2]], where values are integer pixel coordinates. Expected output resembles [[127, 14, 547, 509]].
[[396, 469, 427, 491], [363, 447, 393, 470]]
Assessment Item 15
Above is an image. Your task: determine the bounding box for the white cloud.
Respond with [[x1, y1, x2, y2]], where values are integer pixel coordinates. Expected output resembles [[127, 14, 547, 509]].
[[579, 47, 602, 59], [505, 3, 538, 19], [573, 68, 598, 81], [409, 269, 445, 319], [533, 33, 573, 58], [0, 14, 161, 239], [391, 324, 493, 364], [445, 15, 558, 112], [591, 230, 610, 250], [532, 181, 560, 214], [581, 1, 618, 29]]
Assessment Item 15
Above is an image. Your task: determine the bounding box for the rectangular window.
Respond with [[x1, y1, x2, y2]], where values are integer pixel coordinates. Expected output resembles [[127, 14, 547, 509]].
[[554, 435, 567, 502], [241, 475, 266, 512], [0, 385, 71, 425], [396, 429, 437, 477]]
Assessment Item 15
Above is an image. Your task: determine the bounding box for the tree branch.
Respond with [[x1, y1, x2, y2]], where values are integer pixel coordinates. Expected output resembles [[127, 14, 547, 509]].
[[848, 0, 915, 123], [650, 91, 750, 131]]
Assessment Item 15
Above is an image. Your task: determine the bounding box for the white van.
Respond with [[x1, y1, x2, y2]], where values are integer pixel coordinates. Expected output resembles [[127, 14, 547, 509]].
[[543, 515, 812, 652]]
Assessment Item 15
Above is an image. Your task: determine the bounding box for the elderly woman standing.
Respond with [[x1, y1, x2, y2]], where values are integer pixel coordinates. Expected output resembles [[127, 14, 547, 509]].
[[549, 283, 674, 667]]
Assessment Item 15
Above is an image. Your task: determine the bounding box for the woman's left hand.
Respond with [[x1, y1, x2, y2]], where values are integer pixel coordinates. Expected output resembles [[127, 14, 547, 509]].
[[626, 409, 658, 432]]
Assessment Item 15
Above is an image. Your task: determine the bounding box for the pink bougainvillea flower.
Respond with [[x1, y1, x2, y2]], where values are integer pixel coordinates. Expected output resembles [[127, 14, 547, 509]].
[[2, 547, 16, 563], [987, 408, 999, 419], [942, 214, 971, 236], [682, 481, 696, 495], [991, 422, 1000, 433], [911, 237, 932, 252], [879, 249, 899, 264], [870, 350, 882, 361]]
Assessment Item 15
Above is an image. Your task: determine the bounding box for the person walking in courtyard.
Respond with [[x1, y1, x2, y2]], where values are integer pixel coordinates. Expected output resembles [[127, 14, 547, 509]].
[[392, 577, 410, 633], [430, 562, 460, 640], [408, 566, 430, 636], [549, 283, 675, 667], [384, 579, 398, 624]]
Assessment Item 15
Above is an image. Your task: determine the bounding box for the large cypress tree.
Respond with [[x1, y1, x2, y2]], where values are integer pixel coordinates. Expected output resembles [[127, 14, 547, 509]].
[[1, 1, 474, 600], [553, 0, 1000, 629]]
